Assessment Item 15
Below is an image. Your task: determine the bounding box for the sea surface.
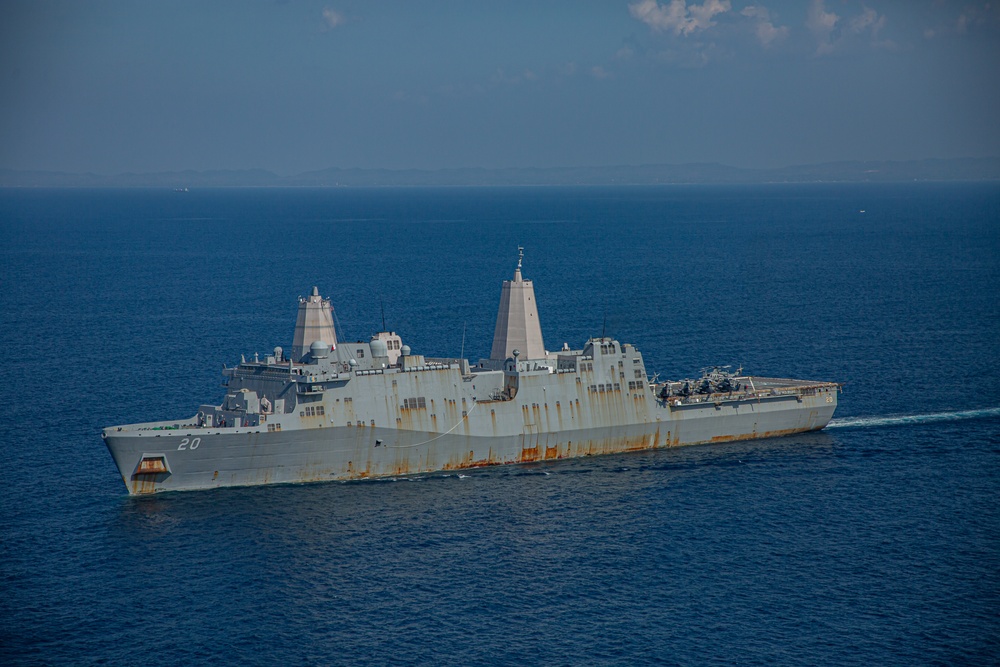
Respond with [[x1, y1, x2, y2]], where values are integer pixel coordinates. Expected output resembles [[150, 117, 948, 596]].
[[1, 184, 998, 665]]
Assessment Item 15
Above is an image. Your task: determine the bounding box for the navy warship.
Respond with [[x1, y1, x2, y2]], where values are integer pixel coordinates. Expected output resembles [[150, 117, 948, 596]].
[[103, 250, 840, 494]]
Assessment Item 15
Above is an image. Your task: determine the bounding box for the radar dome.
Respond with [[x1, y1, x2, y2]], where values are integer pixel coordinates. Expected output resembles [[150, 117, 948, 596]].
[[370, 339, 388, 358], [400, 344, 411, 356], [309, 340, 329, 359]]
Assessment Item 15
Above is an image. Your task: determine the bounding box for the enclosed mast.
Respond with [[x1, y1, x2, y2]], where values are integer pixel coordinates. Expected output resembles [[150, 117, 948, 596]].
[[490, 248, 545, 360], [291, 286, 337, 362]]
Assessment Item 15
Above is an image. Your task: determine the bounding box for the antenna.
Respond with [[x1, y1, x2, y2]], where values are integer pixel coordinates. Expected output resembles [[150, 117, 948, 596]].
[[331, 305, 346, 348], [601, 296, 608, 340], [380, 296, 387, 332], [517, 246, 524, 270], [460, 321, 467, 361]]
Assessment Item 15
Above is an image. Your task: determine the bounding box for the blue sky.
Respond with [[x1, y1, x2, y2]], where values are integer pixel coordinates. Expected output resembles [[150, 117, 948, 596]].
[[2, 0, 998, 174]]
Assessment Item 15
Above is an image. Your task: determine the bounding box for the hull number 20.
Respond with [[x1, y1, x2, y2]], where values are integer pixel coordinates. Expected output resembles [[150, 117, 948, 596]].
[[178, 437, 201, 451]]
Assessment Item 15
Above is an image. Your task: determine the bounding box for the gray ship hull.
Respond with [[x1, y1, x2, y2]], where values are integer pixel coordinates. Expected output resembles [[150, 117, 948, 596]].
[[103, 267, 840, 495], [104, 372, 838, 494]]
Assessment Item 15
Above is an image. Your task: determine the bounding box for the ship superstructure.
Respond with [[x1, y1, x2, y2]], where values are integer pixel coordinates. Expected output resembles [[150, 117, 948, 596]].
[[103, 254, 840, 494]]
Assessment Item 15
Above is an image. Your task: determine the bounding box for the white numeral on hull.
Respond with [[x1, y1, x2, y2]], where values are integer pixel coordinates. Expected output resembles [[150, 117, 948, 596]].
[[178, 437, 201, 451]]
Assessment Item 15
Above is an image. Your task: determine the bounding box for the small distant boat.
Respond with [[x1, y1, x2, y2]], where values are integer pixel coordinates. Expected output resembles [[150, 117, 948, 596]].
[[174, 187, 189, 193]]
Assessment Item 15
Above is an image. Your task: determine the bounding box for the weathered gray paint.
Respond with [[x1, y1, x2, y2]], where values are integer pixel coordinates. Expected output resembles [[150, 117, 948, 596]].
[[103, 262, 840, 495]]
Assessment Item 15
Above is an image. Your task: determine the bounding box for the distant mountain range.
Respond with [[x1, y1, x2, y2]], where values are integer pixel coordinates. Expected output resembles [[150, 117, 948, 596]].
[[2, 158, 998, 188]]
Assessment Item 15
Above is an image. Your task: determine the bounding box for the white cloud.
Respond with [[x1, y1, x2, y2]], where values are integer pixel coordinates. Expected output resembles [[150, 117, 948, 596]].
[[322, 8, 345, 30], [629, 0, 731, 36], [629, 0, 686, 34], [806, 0, 838, 33], [849, 7, 885, 37], [806, 0, 839, 54], [491, 68, 521, 85], [590, 65, 611, 79], [921, 4, 994, 41], [490, 69, 540, 85], [557, 62, 578, 76], [615, 45, 635, 60], [615, 35, 645, 61], [688, 0, 731, 29], [807, 1, 890, 55], [741, 5, 789, 47]]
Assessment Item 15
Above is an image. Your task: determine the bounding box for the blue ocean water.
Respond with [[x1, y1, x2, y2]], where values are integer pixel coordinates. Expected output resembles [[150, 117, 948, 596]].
[[1, 184, 998, 665]]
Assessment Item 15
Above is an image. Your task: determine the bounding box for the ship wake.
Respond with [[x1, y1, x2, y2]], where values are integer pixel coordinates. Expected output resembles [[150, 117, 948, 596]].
[[827, 407, 1000, 430]]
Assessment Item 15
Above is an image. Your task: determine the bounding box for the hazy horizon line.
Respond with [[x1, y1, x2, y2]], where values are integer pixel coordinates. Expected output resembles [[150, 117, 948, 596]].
[[3, 155, 999, 178]]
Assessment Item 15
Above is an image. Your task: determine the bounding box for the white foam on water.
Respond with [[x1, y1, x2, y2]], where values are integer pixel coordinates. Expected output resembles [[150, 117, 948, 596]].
[[827, 407, 1000, 430]]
